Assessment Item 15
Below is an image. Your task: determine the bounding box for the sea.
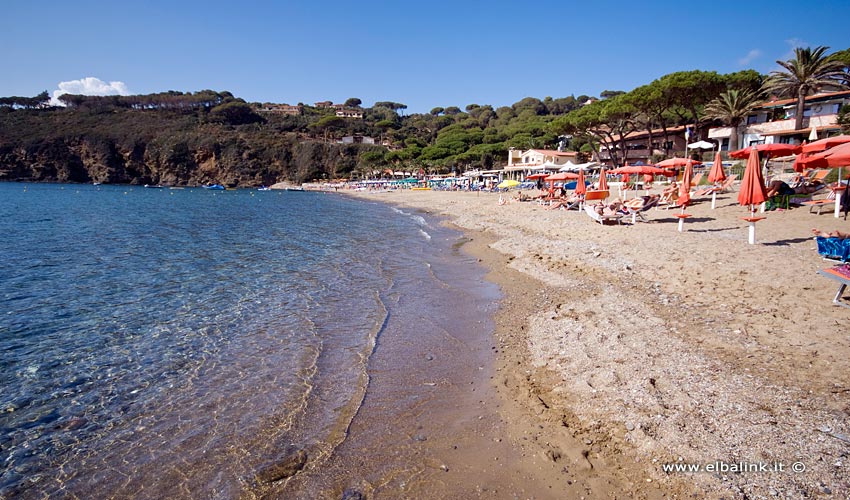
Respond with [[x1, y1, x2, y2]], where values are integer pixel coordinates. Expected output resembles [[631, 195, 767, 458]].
[[0, 183, 501, 498]]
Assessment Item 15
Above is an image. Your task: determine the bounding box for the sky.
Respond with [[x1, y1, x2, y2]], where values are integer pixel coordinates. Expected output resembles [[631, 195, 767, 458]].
[[3, 0, 849, 114]]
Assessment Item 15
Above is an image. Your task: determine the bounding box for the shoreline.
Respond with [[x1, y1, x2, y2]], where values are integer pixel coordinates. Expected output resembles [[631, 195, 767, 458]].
[[345, 188, 850, 498]]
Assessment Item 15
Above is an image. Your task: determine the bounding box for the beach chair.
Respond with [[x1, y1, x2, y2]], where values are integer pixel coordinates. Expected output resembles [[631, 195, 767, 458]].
[[584, 203, 623, 225], [817, 264, 850, 309], [816, 236, 850, 262], [623, 196, 660, 223], [717, 174, 738, 193], [584, 190, 610, 202], [690, 172, 703, 188], [656, 190, 679, 210]]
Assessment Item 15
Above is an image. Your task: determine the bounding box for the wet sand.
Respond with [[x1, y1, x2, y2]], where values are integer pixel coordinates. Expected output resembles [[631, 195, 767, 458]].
[[342, 187, 850, 498]]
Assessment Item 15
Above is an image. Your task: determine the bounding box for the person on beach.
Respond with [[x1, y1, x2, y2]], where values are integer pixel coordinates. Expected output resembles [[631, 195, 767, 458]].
[[767, 179, 822, 197], [660, 182, 678, 203], [594, 199, 624, 216], [812, 229, 850, 239], [546, 193, 581, 210]]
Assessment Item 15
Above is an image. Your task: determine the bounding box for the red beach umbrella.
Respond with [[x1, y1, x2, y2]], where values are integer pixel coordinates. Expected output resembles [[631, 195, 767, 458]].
[[597, 167, 609, 191], [738, 149, 768, 244], [738, 149, 768, 209], [729, 143, 801, 159], [526, 173, 549, 180], [609, 165, 672, 175], [656, 157, 701, 168], [575, 168, 587, 195], [800, 135, 850, 154], [797, 142, 850, 170], [707, 152, 727, 183], [678, 160, 694, 207], [544, 172, 580, 181]]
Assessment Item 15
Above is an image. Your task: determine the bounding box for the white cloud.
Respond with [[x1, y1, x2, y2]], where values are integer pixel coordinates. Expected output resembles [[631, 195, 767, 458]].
[[781, 38, 810, 60], [50, 77, 130, 106], [737, 49, 762, 66]]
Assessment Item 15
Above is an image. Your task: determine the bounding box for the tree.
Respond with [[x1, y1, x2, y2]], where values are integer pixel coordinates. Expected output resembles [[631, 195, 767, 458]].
[[765, 46, 849, 130], [600, 90, 625, 99], [703, 88, 763, 151], [430, 107, 444, 116], [344, 97, 362, 108]]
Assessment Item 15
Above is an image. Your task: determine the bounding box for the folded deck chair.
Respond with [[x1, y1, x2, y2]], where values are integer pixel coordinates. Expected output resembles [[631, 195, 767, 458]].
[[584, 203, 623, 225]]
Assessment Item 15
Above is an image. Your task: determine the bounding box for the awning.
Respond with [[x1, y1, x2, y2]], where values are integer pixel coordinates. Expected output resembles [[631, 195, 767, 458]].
[[760, 125, 840, 137]]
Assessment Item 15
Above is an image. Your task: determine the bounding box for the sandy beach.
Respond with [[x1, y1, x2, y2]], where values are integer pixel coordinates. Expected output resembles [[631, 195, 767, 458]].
[[346, 186, 850, 498]]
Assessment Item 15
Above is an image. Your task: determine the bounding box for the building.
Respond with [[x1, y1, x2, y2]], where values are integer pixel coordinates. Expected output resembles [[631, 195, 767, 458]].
[[339, 135, 376, 145], [256, 104, 303, 116], [335, 108, 364, 119], [597, 125, 691, 167], [314, 101, 334, 108], [709, 90, 850, 150]]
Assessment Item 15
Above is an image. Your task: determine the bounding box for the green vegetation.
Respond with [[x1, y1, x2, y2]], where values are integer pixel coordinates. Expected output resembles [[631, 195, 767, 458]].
[[1, 47, 848, 186]]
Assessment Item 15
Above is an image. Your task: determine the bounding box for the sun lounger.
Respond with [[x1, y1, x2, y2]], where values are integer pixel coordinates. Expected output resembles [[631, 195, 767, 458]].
[[816, 236, 850, 262], [817, 264, 850, 309], [584, 204, 623, 225], [623, 196, 660, 223]]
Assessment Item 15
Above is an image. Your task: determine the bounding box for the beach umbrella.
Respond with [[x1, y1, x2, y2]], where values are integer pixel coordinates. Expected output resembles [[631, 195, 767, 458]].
[[497, 179, 520, 189], [707, 153, 726, 209], [597, 167, 609, 191], [678, 160, 693, 208], [707, 152, 727, 183], [656, 157, 701, 168], [526, 173, 549, 180], [800, 135, 850, 155], [797, 142, 850, 217], [575, 168, 587, 196], [687, 140, 716, 150], [544, 172, 580, 182], [737, 149, 768, 244], [609, 165, 673, 175], [729, 143, 801, 159]]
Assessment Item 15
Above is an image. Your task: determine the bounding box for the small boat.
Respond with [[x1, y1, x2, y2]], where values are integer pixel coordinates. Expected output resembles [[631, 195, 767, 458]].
[[257, 186, 271, 191], [203, 184, 225, 190], [144, 184, 164, 189], [285, 187, 305, 192]]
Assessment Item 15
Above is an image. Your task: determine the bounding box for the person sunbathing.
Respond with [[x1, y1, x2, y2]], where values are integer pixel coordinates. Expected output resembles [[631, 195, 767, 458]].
[[767, 180, 823, 197], [546, 193, 580, 210], [660, 182, 678, 202], [623, 194, 660, 210], [812, 229, 850, 239], [594, 200, 624, 216]]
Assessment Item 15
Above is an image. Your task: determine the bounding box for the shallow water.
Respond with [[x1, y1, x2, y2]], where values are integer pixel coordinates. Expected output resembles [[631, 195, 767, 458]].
[[0, 184, 498, 498]]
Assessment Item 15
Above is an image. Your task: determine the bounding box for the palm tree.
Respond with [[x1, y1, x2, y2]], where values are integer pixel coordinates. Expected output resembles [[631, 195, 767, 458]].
[[766, 46, 848, 131], [704, 88, 763, 151]]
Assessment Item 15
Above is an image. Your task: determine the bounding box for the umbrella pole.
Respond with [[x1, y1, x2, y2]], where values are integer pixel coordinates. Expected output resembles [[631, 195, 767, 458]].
[[748, 206, 757, 245], [835, 167, 844, 219], [711, 190, 717, 209]]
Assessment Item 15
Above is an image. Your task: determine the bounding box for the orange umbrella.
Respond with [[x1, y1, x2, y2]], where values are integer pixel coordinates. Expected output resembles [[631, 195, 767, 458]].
[[678, 159, 693, 207], [800, 135, 850, 154], [797, 142, 850, 170], [597, 167, 609, 191], [656, 157, 701, 168], [707, 152, 726, 183], [730, 143, 801, 159], [738, 148, 768, 212], [575, 168, 587, 195], [738, 149, 768, 244]]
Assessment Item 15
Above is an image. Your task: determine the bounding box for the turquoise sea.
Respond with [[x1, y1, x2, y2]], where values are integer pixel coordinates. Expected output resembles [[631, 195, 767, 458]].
[[0, 183, 499, 498]]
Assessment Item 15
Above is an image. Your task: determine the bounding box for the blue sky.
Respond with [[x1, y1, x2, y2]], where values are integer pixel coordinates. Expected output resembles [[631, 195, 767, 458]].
[[4, 0, 848, 114]]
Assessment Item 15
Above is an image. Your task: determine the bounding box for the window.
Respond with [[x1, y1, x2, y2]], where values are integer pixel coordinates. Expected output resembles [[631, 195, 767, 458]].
[[746, 114, 758, 125], [720, 138, 729, 151]]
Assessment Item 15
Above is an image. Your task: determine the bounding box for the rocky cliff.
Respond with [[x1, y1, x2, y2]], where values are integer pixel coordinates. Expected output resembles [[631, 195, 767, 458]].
[[0, 108, 380, 186]]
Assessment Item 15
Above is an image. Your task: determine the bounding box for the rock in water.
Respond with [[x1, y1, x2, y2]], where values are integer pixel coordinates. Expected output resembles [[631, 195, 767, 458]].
[[256, 449, 308, 483]]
